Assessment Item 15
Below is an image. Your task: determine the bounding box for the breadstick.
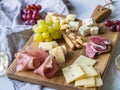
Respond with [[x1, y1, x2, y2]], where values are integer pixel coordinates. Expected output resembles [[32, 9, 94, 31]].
[[62, 32, 75, 50], [76, 39, 83, 45], [72, 40, 82, 49]]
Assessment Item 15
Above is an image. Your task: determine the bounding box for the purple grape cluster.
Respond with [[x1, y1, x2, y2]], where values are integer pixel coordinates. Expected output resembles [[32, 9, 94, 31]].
[[21, 4, 42, 25], [104, 20, 120, 32]]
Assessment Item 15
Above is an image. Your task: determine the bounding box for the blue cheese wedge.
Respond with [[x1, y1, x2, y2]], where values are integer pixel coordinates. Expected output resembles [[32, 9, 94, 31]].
[[69, 21, 79, 31], [62, 65, 85, 83], [90, 26, 99, 35], [75, 77, 95, 87], [73, 55, 96, 66], [79, 26, 90, 36]]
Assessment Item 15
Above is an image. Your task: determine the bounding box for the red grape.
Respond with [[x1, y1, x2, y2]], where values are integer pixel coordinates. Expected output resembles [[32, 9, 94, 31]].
[[37, 5, 42, 10], [26, 14, 32, 20], [22, 14, 27, 20], [31, 4, 37, 10], [114, 20, 120, 25], [26, 5, 33, 10], [22, 8, 28, 14], [27, 10, 33, 14], [30, 19, 37, 25], [104, 20, 114, 27], [117, 25, 120, 32], [109, 24, 116, 31]]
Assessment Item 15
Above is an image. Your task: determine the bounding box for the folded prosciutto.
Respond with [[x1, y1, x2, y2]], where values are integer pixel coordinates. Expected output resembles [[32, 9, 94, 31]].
[[34, 55, 59, 78], [15, 47, 49, 72]]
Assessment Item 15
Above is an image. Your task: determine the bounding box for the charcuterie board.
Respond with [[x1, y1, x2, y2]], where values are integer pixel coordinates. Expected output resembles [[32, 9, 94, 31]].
[[7, 24, 119, 90]]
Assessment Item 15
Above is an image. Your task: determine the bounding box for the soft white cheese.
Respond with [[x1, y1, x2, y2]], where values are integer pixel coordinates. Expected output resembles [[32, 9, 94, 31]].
[[69, 21, 79, 31], [79, 26, 90, 36], [90, 26, 99, 35]]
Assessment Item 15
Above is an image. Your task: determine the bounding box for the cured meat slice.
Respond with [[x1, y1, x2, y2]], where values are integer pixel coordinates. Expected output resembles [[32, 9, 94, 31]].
[[34, 55, 59, 78], [89, 36, 106, 48], [15, 47, 49, 72], [85, 43, 96, 58]]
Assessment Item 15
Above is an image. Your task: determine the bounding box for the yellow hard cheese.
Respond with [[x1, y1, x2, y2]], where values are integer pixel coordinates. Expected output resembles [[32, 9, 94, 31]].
[[39, 41, 58, 51], [75, 77, 95, 87], [73, 55, 96, 66], [95, 72, 103, 87], [49, 46, 66, 63], [80, 65, 98, 77], [62, 65, 85, 83]]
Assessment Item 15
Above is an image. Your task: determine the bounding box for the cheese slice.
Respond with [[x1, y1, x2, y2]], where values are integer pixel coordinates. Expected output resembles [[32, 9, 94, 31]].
[[95, 72, 103, 87], [39, 41, 58, 51], [80, 65, 98, 77], [49, 46, 65, 63], [62, 65, 85, 83], [73, 55, 96, 66], [75, 77, 95, 87]]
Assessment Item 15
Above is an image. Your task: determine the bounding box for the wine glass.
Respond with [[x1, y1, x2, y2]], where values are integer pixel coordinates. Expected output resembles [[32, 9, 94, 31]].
[[0, 42, 9, 76]]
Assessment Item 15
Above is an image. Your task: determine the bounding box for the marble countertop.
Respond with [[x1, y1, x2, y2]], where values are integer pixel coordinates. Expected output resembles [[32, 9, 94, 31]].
[[0, 0, 120, 90]]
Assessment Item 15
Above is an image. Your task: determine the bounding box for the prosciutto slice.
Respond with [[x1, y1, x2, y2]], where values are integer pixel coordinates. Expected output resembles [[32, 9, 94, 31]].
[[15, 47, 49, 72], [34, 55, 59, 78]]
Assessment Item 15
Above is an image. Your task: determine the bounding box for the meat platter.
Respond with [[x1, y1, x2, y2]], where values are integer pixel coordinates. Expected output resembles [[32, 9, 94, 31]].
[[7, 13, 119, 90]]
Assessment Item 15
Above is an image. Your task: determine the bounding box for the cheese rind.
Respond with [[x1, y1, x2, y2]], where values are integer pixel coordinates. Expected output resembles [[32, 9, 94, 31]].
[[62, 65, 85, 83], [73, 55, 96, 66]]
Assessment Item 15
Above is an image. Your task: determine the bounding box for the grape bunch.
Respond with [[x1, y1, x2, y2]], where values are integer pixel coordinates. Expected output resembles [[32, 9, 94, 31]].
[[21, 4, 42, 25], [32, 19, 61, 42], [104, 20, 120, 32]]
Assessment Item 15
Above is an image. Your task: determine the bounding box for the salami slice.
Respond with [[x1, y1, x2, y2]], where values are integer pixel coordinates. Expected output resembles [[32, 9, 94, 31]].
[[86, 43, 96, 58]]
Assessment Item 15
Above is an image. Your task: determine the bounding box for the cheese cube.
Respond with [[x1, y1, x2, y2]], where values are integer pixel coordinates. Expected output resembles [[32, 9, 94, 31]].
[[49, 46, 65, 63], [90, 26, 99, 35], [75, 77, 95, 87], [39, 41, 58, 51], [79, 26, 90, 36], [66, 14, 76, 21], [83, 18, 96, 26], [62, 65, 85, 83], [73, 55, 96, 66], [69, 21, 80, 31], [80, 65, 98, 77]]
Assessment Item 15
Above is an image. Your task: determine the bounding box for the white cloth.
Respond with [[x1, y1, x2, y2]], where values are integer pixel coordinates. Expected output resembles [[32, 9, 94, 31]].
[[0, 0, 69, 90]]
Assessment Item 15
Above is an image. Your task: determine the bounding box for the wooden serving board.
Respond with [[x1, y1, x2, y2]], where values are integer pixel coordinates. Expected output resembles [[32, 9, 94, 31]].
[[7, 26, 119, 90]]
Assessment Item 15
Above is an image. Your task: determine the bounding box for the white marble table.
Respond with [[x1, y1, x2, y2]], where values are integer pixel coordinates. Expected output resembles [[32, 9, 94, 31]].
[[0, 0, 120, 90]]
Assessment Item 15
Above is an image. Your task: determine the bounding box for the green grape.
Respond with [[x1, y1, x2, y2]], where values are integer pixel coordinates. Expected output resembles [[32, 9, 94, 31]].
[[53, 22, 60, 31], [41, 31, 49, 39], [33, 33, 44, 42], [46, 20, 53, 26], [37, 19, 46, 25], [32, 25, 38, 33], [48, 26, 54, 33], [50, 31, 59, 39], [45, 37, 52, 42], [37, 24, 48, 32], [57, 31, 61, 39]]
